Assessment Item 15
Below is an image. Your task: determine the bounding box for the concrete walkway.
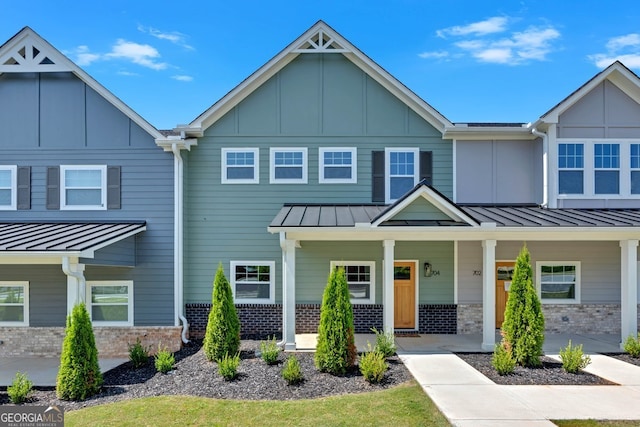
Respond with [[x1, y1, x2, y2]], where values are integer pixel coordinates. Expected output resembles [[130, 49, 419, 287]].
[[396, 334, 640, 426]]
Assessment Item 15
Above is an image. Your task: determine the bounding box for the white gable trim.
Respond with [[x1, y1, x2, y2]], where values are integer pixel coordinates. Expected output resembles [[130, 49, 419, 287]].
[[537, 62, 640, 125], [371, 185, 478, 227], [181, 21, 452, 135], [0, 27, 163, 139]]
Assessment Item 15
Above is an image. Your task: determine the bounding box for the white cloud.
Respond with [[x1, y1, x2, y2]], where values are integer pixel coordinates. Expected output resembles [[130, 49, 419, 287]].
[[417, 51, 449, 59], [71, 45, 101, 66], [106, 39, 168, 70], [425, 19, 560, 65], [437, 17, 508, 38], [138, 25, 194, 50], [589, 33, 640, 69], [117, 70, 140, 77], [171, 75, 193, 82]]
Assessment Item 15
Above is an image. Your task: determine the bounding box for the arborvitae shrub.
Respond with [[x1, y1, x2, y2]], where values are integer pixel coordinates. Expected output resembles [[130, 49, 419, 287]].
[[203, 263, 240, 362], [559, 340, 591, 373], [7, 372, 33, 404], [128, 338, 150, 368], [492, 341, 516, 375], [282, 355, 304, 385], [314, 267, 357, 375], [56, 303, 103, 401], [501, 245, 545, 367]]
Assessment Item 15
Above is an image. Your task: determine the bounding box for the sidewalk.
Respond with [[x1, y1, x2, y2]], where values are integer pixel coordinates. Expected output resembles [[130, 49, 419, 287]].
[[400, 352, 640, 426]]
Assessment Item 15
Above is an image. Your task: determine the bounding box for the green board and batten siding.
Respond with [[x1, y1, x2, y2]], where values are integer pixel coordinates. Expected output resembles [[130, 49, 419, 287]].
[[184, 53, 453, 304]]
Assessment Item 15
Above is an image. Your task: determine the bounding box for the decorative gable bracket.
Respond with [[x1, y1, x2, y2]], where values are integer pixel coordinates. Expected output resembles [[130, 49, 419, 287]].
[[0, 32, 72, 73], [292, 29, 349, 53]]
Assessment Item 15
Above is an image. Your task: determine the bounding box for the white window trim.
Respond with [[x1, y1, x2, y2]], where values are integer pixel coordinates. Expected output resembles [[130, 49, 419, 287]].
[[221, 148, 260, 184], [87, 280, 134, 326], [330, 261, 375, 304], [231, 261, 276, 304], [535, 261, 581, 304], [270, 147, 308, 184], [0, 281, 29, 326], [60, 165, 107, 210], [0, 165, 17, 210], [384, 147, 419, 204], [557, 139, 640, 199], [319, 147, 357, 184]]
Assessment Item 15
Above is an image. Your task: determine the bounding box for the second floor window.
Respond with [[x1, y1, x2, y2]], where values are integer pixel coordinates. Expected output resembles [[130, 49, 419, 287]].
[[270, 148, 307, 184], [0, 166, 16, 210], [386, 148, 419, 203], [594, 143, 619, 194], [631, 144, 640, 194], [319, 148, 357, 183], [61, 165, 107, 210], [222, 148, 259, 184], [558, 143, 584, 194]]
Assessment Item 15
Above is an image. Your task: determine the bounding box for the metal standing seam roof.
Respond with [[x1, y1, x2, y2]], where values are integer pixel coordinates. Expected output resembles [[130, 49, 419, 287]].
[[0, 222, 146, 252], [270, 204, 640, 228]]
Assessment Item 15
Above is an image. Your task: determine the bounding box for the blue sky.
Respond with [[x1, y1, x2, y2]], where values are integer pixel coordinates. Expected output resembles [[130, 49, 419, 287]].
[[1, 0, 640, 129]]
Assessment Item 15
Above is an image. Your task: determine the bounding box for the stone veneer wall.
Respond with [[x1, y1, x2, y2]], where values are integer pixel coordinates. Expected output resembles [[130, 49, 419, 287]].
[[186, 303, 459, 337], [457, 303, 633, 335], [0, 326, 183, 358]]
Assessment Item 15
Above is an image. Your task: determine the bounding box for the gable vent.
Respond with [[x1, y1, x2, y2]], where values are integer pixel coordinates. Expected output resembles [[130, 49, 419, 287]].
[[0, 32, 71, 73], [293, 29, 348, 53]]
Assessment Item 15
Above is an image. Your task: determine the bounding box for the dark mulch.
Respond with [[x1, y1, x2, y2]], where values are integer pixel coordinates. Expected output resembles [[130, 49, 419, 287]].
[[603, 353, 640, 367], [0, 341, 413, 411], [456, 353, 618, 386]]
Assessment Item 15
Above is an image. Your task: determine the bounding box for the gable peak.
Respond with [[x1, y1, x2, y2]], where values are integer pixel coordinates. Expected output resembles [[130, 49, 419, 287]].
[[0, 27, 72, 73], [292, 24, 348, 53]]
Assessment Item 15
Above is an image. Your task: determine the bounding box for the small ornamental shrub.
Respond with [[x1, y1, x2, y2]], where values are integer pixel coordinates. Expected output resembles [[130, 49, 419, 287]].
[[260, 336, 280, 365], [315, 267, 357, 375], [623, 333, 640, 358], [492, 341, 516, 376], [218, 353, 240, 381], [56, 303, 103, 401], [129, 338, 150, 368], [371, 327, 396, 358], [203, 264, 241, 362], [559, 340, 591, 373], [501, 245, 545, 368], [282, 355, 304, 385], [359, 345, 388, 384], [154, 346, 175, 374], [7, 372, 33, 404]]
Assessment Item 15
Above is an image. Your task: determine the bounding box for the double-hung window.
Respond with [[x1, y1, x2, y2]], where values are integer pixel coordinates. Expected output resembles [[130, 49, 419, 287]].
[[536, 262, 580, 303], [87, 281, 133, 326], [0, 166, 17, 210], [631, 144, 640, 194], [231, 261, 275, 303], [61, 165, 107, 210], [222, 148, 259, 184], [594, 143, 619, 194], [0, 282, 29, 326], [385, 148, 419, 203], [558, 143, 584, 194], [270, 148, 307, 183], [330, 261, 375, 304], [319, 148, 357, 183]]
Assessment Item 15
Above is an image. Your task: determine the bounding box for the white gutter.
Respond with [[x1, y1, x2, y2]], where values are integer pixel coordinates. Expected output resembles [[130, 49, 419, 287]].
[[62, 256, 85, 308], [171, 142, 190, 344], [531, 127, 548, 207]]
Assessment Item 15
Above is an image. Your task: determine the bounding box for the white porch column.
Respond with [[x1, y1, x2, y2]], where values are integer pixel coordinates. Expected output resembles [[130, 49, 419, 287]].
[[620, 239, 638, 347], [63, 257, 86, 315], [281, 236, 297, 350], [383, 240, 395, 334], [482, 240, 497, 350]]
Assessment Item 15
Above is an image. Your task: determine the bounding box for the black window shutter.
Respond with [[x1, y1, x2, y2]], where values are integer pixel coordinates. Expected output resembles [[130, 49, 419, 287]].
[[420, 151, 433, 185], [16, 166, 31, 210], [107, 166, 121, 209], [46, 166, 60, 210], [372, 151, 385, 202]]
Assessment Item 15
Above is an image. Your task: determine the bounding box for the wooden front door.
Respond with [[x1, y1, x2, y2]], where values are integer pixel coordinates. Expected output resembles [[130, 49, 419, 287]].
[[495, 262, 515, 328], [394, 262, 415, 329]]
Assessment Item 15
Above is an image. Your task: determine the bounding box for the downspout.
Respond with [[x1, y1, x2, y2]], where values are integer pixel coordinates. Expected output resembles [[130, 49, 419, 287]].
[[531, 127, 548, 208], [62, 256, 85, 306], [172, 142, 190, 344], [276, 232, 287, 348]]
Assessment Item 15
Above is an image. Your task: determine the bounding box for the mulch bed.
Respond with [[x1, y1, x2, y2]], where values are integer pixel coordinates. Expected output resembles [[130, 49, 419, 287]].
[[456, 353, 618, 386], [0, 340, 413, 411], [603, 353, 640, 367]]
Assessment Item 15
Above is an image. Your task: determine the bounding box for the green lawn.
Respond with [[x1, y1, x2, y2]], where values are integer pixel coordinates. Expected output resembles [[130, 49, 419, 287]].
[[65, 381, 448, 427], [554, 421, 640, 427]]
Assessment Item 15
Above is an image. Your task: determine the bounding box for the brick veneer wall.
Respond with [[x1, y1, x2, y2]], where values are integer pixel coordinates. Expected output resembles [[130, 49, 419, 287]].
[[0, 326, 183, 357], [419, 304, 457, 334], [457, 303, 629, 335]]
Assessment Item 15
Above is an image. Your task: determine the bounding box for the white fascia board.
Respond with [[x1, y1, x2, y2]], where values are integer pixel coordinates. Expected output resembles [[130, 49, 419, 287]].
[[155, 138, 198, 151], [443, 126, 535, 140], [268, 226, 640, 242]]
